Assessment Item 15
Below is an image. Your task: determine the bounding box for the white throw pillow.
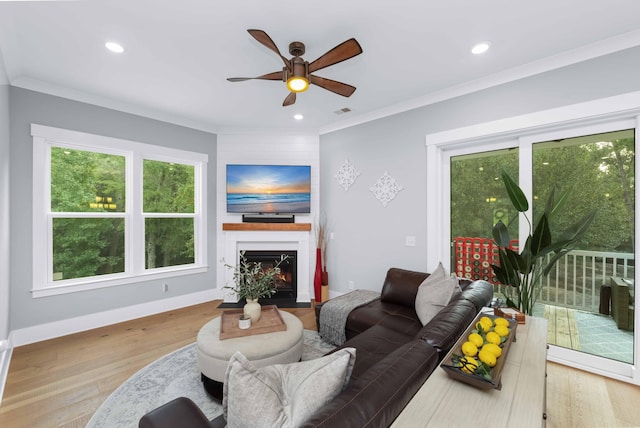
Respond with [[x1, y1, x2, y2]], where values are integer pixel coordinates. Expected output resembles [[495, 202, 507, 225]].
[[223, 347, 356, 428], [415, 262, 461, 325]]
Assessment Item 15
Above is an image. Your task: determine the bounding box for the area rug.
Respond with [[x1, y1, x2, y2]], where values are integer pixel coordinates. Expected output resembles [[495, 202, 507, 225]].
[[87, 330, 335, 428]]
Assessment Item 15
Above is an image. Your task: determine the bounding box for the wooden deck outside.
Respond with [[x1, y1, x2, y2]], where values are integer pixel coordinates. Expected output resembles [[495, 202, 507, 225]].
[[544, 305, 580, 350]]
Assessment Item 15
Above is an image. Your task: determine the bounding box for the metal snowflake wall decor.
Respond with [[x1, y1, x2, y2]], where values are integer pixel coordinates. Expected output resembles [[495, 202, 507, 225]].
[[370, 170, 403, 207], [334, 159, 361, 191]]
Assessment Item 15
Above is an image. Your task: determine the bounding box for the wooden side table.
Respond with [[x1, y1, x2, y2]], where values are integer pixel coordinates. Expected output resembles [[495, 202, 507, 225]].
[[391, 315, 548, 428]]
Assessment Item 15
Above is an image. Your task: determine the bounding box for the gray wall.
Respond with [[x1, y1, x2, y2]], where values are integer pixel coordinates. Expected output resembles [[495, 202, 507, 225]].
[[9, 87, 217, 330], [319, 46, 640, 295], [6, 45, 640, 330], [0, 84, 9, 341]]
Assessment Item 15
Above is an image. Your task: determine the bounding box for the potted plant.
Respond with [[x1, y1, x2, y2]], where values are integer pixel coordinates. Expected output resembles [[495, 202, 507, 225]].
[[223, 251, 289, 322], [491, 171, 596, 315]]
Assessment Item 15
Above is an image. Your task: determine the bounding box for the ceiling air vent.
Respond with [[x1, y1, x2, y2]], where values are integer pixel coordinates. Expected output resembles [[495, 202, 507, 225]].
[[334, 107, 352, 115]]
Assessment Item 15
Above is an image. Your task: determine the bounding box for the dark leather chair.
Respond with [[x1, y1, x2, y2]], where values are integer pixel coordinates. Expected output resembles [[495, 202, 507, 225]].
[[139, 397, 216, 428]]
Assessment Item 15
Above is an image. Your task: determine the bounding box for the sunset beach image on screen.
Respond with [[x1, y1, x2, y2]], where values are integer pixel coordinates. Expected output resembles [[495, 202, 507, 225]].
[[226, 165, 311, 213]]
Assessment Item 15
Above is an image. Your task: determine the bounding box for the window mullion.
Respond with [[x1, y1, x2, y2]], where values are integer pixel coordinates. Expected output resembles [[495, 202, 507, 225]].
[[130, 152, 143, 275], [198, 161, 208, 266], [518, 137, 533, 246], [194, 162, 203, 266]]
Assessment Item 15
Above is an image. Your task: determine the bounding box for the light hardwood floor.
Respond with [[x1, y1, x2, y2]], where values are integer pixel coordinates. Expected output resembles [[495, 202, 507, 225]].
[[0, 301, 638, 428]]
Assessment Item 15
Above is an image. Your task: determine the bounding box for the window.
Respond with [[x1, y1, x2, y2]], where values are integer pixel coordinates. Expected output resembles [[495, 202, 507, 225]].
[[32, 124, 208, 297], [50, 147, 127, 281], [143, 159, 196, 269]]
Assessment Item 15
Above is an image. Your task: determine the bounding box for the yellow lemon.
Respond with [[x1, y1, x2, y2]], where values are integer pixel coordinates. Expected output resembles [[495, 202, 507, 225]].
[[478, 349, 497, 367], [480, 316, 494, 328], [459, 356, 479, 374], [494, 317, 510, 327], [485, 331, 501, 345], [475, 317, 493, 332], [461, 341, 478, 357], [494, 325, 510, 337], [468, 333, 484, 348], [481, 343, 503, 358]]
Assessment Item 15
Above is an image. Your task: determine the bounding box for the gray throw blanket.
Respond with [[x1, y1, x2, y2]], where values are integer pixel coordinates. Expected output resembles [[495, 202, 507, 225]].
[[319, 290, 380, 346]]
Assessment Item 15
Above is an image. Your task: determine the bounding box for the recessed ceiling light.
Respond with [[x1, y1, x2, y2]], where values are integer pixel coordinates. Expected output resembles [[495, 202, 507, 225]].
[[471, 42, 490, 55], [105, 41, 124, 54], [294, 114, 304, 120]]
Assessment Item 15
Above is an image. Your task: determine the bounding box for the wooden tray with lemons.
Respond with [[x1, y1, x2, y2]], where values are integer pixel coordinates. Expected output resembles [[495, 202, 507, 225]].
[[440, 312, 518, 390]]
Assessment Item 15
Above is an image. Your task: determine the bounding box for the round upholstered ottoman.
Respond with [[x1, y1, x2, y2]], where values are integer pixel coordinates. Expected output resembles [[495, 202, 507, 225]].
[[196, 310, 303, 399]]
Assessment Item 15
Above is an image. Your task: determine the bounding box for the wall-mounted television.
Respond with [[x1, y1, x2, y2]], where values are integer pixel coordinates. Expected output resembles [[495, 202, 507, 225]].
[[226, 164, 311, 214]]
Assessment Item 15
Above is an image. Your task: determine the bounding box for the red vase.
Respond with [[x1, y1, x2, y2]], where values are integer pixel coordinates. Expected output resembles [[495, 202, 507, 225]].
[[314, 248, 322, 302]]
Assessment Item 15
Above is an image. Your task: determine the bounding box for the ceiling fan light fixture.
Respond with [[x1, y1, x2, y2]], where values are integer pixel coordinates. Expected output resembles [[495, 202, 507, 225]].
[[227, 29, 362, 106], [286, 76, 309, 92]]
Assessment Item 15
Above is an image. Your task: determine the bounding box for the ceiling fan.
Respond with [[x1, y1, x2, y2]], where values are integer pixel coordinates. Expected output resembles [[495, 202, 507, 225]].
[[227, 29, 363, 106]]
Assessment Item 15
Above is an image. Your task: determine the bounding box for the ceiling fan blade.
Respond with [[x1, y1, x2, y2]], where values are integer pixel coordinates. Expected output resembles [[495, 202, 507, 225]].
[[309, 75, 356, 97], [283, 92, 296, 106], [227, 71, 284, 82], [247, 29, 292, 71], [308, 38, 362, 73]]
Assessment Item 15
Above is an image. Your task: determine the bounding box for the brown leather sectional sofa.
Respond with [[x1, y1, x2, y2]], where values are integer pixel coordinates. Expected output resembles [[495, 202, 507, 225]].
[[301, 267, 493, 427], [139, 267, 493, 428]]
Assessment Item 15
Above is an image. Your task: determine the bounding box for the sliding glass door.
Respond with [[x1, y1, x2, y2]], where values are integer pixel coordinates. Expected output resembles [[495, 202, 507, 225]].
[[531, 130, 634, 364], [429, 95, 639, 383]]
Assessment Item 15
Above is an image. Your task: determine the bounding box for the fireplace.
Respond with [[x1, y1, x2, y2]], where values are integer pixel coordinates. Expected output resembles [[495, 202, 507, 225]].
[[220, 225, 312, 306], [243, 250, 297, 304]]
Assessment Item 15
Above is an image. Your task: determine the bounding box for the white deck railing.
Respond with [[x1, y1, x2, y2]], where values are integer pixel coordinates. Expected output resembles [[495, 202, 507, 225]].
[[537, 250, 634, 313]]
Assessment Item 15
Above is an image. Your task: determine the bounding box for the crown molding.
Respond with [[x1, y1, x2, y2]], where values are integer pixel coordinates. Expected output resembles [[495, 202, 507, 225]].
[[216, 127, 320, 136], [10, 76, 219, 134]]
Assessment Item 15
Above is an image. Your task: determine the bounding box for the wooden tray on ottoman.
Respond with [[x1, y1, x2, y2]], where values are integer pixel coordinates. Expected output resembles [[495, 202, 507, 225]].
[[440, 312, 518, 390], [219, 305, 286, 340]]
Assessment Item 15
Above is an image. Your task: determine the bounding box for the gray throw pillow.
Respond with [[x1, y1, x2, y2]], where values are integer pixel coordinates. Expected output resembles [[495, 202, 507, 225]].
[[223, 347, 356, 428], [415, 262, 461, 325]]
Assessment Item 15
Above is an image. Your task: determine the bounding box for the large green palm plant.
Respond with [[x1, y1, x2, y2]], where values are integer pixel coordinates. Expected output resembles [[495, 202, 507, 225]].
[[491, 171, 596, 314]]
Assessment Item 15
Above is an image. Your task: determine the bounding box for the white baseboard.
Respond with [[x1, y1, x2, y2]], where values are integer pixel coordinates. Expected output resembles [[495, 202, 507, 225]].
[[11, 289, 219, 347]]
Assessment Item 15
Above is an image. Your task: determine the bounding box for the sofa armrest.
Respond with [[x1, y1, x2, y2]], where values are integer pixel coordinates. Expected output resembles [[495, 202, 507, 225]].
[[460, 279, 494, 311], [417, 300, 477, 361], [314, 301, 324, 331], [299, 340, 438, 428]]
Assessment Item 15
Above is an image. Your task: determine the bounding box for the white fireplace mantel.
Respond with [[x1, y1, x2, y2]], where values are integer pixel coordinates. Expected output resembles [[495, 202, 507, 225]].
[[221, 224, 312, 303]]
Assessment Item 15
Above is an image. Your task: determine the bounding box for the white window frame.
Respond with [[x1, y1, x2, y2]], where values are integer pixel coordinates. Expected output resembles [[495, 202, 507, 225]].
[[32, 124, 208, 298], [426, 91, 640, 385]]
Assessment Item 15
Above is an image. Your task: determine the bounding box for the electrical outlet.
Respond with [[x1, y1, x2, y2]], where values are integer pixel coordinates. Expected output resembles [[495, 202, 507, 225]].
[[163, 283, 169, 292], [405, 236, 416, 247], [348, 280, 355, 290]]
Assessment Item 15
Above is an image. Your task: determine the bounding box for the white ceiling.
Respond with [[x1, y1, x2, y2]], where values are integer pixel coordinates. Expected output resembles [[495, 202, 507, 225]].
[[1, 0, 640, 134]]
